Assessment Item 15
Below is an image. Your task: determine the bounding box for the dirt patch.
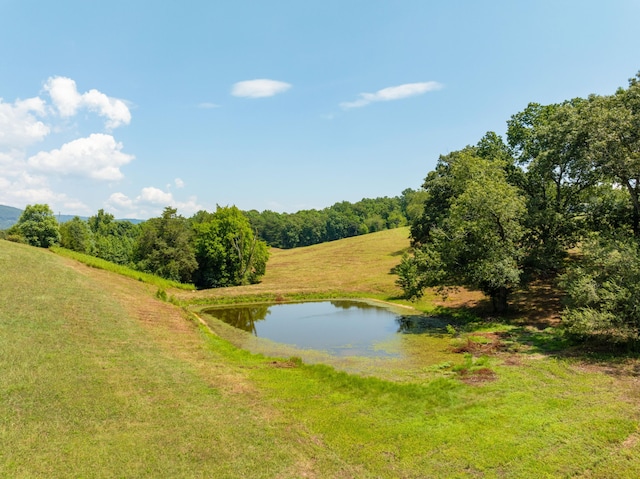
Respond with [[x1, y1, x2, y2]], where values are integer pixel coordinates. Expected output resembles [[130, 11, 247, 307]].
[[431, 287, 487, 310], [451, 332, 507, 355], [509, 280, 563, 328], [269, 359, 300, 369], [458, 367, 497, 385]]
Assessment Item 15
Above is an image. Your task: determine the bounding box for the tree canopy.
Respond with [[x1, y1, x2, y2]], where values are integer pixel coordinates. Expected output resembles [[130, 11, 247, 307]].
[[12, 204, 60, 248], [400, 72, 640, 339]]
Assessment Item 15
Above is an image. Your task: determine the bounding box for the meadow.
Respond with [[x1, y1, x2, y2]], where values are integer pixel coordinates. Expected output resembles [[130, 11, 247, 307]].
[[2, 230, 640, 478]]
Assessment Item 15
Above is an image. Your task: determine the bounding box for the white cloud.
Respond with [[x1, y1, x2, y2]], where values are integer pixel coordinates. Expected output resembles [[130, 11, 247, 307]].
[[27, 133, 134, 181], [0, 171, 73, 209], [44, 76, 131, 129], [231, 79, 292, 98], [107, 192, 134, 209], [174, 178, 185, 188], [0, 97, 50, 147], [107, 187, 203, 218], [340, 81, 443, 109], [137, 186, 174, 205]]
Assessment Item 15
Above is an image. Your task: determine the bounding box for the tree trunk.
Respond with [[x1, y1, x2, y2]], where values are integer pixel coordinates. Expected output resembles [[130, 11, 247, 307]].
[[491, 287, 509, 314]]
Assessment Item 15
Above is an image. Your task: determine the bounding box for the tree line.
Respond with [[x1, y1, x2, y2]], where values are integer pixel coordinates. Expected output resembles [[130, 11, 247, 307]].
[[244, 191, 426, 249], [2, 192, 425, 288], [4, 204, 269, 289], [397, 72, 640, 344]]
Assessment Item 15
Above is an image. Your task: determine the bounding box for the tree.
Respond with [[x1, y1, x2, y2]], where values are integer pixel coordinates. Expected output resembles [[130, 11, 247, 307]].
[[60, 216, 94, 254], [86, 209, 140, 265], [400, 148, 526, 312], [134, 207, 197, 283], [192, 206, 269, 288], [15, 204, 60, 248], [507, 99, 599, 272], [586, 73, 640, 236]]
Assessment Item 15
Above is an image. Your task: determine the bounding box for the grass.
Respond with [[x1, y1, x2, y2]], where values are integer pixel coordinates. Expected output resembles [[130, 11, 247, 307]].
[[50, 246, 195, 290], [174, 226, 414, 304], [3, 235, 640, 477]]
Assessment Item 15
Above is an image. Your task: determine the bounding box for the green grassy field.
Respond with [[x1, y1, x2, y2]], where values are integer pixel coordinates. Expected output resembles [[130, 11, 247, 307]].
[[2, 233, 640, 477]]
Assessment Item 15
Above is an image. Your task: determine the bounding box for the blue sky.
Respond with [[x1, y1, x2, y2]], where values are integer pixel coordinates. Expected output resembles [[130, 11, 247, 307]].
[[1, 0, 639, 218]]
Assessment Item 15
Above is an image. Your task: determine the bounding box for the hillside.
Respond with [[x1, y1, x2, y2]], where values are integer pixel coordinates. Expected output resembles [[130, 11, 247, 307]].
[[2, 238, 640, 477], [0, 204, 22, 229], [179, 226, 413, 302]]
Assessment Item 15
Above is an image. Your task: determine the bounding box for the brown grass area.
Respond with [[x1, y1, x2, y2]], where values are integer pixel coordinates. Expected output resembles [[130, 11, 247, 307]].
[[176, 227, 411, 302]]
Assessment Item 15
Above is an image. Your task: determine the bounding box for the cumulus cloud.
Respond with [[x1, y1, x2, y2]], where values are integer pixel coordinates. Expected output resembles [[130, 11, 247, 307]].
[[174, 178, 185, 188], [107, 187, 203, 218], [27, 133, 134, 181], [0, 171, 87, 211], [44, 76, 131, 129], [0, 97, 50, 147], [137, 186, 174, 205], [0, 77, 134, 215], [231, 79, 292, 98], [340, 81, 443, 109], [106, 192, 135, 210]]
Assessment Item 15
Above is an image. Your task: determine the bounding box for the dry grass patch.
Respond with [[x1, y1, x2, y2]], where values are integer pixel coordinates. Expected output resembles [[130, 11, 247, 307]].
[[176, 227, 410, 303]]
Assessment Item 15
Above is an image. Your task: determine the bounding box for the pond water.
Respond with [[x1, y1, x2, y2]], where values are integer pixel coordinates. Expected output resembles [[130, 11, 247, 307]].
[[202, 300, 448, 358]]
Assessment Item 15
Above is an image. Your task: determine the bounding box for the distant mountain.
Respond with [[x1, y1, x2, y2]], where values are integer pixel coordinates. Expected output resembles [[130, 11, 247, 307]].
[[0, 205, 143, 230], [0, 205, 23, 230]]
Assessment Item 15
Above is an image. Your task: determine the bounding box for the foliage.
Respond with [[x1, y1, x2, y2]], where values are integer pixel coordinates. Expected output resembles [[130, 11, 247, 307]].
[[401, 71, 640, 331], [13, 203, 60, 248], [88, 209, 139, 265], [585, 73, 640, 235], [245, 193, 413, 249], [192, 206, 269, 288], [134, 207, 197, 283], [507, 99, 599, 272], [400, 147, 526, 312], [559, 235, 640, 342], [59, 216, 95, 254], [51, 246, 195, 290]]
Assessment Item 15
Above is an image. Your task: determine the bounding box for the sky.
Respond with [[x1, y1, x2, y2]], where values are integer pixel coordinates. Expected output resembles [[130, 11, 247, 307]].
[[1, 0, 639, 219]]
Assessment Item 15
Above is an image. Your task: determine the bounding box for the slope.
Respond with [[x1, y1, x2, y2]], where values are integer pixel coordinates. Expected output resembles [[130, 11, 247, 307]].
[[181, 226, 412, 302], [0, 240, 357, 477]]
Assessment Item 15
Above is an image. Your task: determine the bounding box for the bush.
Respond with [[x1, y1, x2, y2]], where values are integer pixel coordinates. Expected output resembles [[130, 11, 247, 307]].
[[559, 235, 640, 343]]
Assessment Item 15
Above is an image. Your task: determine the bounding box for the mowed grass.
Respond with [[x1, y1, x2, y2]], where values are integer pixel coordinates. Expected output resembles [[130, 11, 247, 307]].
[[3, 235, 640, 477], [0, 242, 356, 477]]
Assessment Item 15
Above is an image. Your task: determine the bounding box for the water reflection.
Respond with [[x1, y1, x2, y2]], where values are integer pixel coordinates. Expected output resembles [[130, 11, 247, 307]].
[[202, 300, 447, 358], [208, 304, 271, 334]]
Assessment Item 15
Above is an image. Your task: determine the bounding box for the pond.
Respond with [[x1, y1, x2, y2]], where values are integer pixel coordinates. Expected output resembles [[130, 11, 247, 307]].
[[201, 300, 453, 363]]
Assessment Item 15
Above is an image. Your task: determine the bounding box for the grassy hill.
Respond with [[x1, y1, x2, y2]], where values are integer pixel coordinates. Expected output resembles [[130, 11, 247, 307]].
[[2, 236, 640, 477], [179, 226, 415, 303]]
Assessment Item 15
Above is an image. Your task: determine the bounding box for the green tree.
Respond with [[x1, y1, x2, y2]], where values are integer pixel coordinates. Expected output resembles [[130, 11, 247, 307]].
[[192, 206, 269, 288], [15, 204, 60, 248], [507, 99, 599, 272], [401, 150, 526, 312], [585, 73, 640, 236], [134, 207, 197, 283], [88, 209, 139, 265], [60, 216, 94, 254]]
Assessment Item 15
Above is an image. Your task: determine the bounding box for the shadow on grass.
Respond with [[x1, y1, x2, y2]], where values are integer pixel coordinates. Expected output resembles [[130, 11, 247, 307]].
[[393, 280, 640, 375]]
